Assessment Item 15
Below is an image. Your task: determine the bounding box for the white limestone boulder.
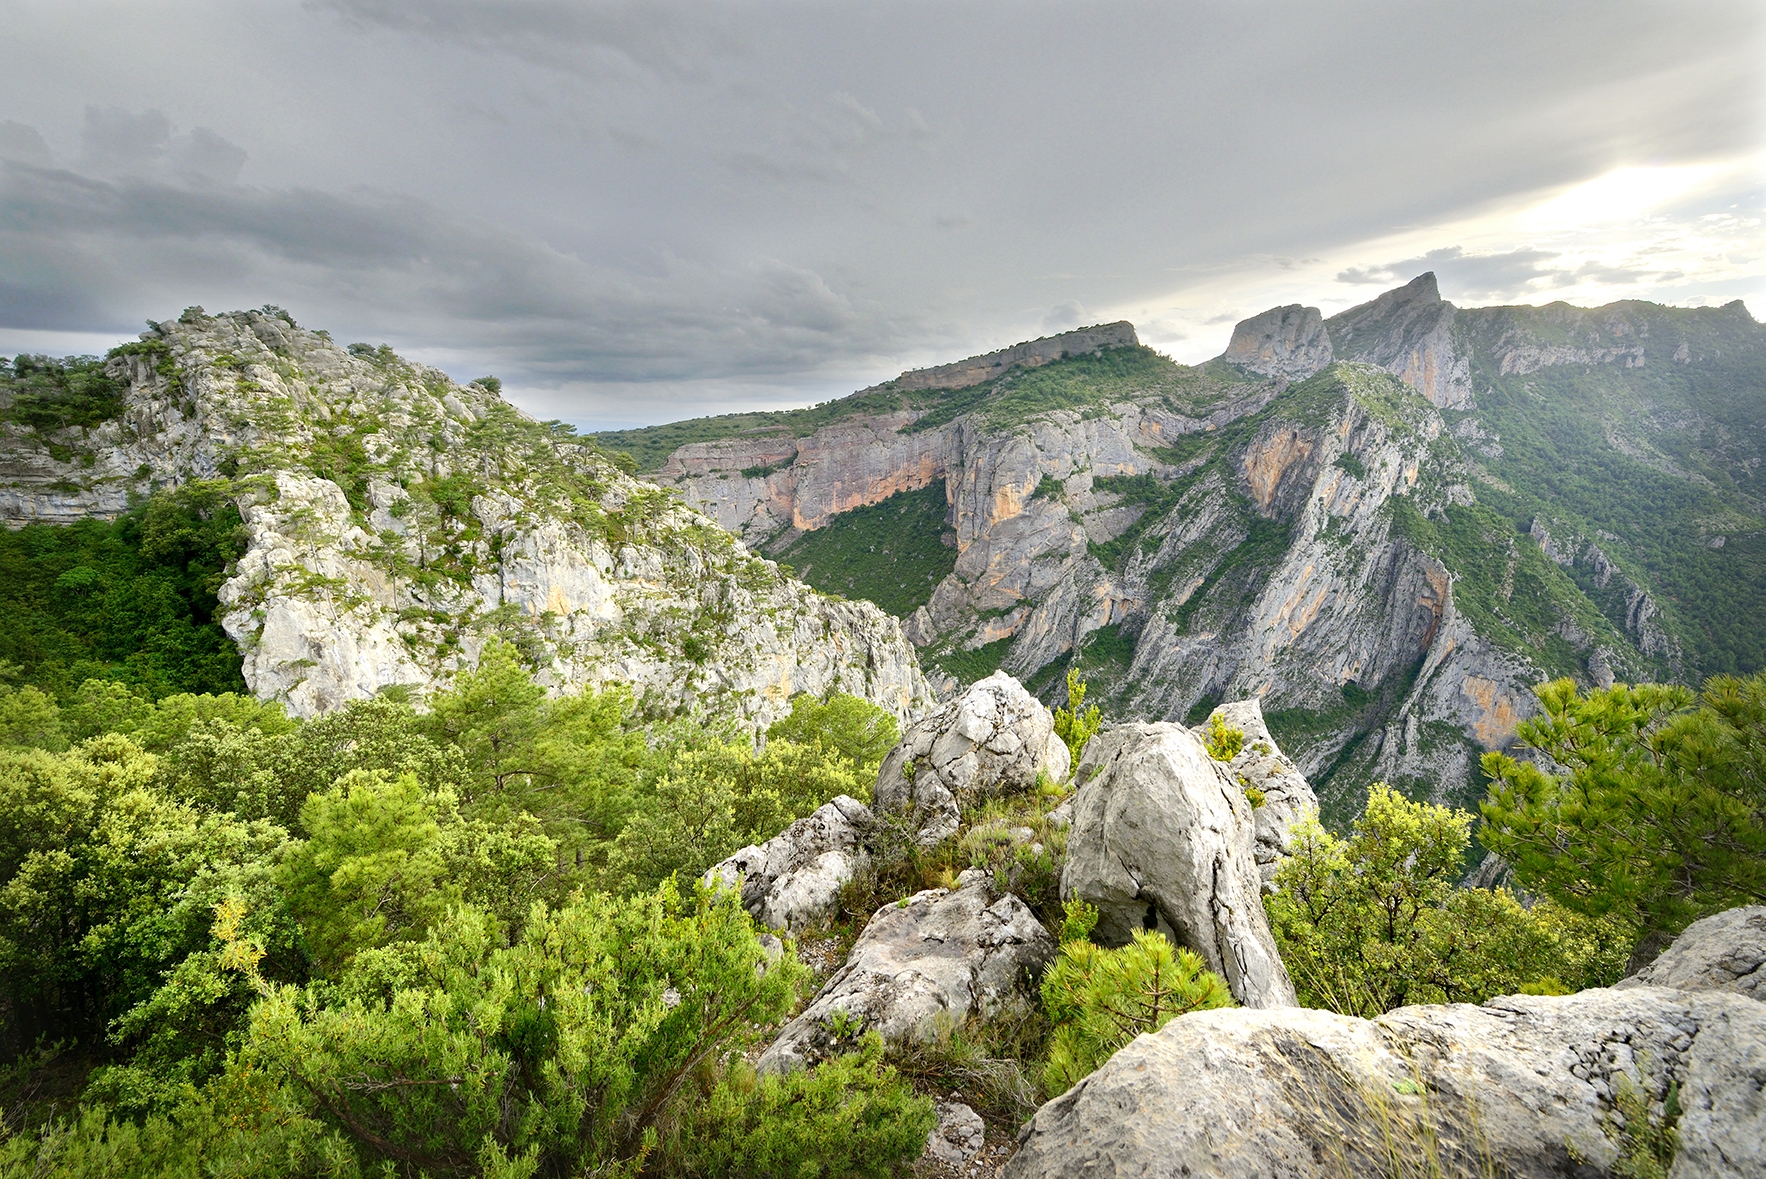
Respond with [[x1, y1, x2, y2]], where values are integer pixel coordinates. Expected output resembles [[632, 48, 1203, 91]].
[[1061, 721, 1296, 1008], [873, 672, 1069, 846]]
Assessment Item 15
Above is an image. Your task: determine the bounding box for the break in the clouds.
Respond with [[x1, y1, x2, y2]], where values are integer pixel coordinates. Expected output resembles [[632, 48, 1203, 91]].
[[0, 1, 1761, 425]]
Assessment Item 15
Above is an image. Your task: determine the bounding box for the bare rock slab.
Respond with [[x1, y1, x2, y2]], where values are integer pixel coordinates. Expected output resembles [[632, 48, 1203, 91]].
[[1008, 907, 1766, 1179], [1618, 905, 1766, 1002], [756, 873, 1055, 1074], [704, 795, 877, 934], [924, 1101, 986, 1166], [1061, 721, 1296, 1008], [874, 672, 1070, 846]]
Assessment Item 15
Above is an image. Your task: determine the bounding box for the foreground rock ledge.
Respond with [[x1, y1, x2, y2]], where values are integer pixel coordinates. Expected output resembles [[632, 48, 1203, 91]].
[[1006, 910, 1766, 1179]]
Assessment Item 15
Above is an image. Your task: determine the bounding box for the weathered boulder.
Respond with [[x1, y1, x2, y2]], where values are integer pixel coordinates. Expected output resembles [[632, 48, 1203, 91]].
[[1223, 304, 1333, 380], [1061, 722, 1296, 1008], [1617, 906, 1765, 1002], [873, 672, 1070, 845], [924, 1101, 986, 1167], [1194, 698, 1319, 891], [704, 795, 878, 934], [1007, 980, 1766, 1179], [756, 871, 1056, 1074]]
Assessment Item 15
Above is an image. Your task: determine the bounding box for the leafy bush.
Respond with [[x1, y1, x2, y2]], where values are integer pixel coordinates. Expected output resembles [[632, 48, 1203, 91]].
[[0, 354, 125, 432], [1267, 784, 1631, 1016], [1052, 669, 1101, 765], [1040, 900, 1233, 1095], [766, 691, 900, 783], [1481, 672, 1766, 965], [1201, 712, 1243, 761]]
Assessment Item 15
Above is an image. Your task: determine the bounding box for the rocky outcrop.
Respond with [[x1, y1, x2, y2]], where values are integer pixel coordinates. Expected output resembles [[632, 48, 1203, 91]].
[[1195, 699, 1318, 890], [1618, 906, 1765, 1002], [1223, 304, 1333, 380], [756, 872, 1056, 1074], [0, 309, 932, 726], [886, 322, 1139, 394], [873, 672, 1070, 845], [1006, 985, 1766, 1179], [1326, 272, 1473, 408], [924, 1102, 986, 1167], [704, 796, 879, 934], [1008, 909, 1766, 1179], [1060, 722, 1296, 1008]]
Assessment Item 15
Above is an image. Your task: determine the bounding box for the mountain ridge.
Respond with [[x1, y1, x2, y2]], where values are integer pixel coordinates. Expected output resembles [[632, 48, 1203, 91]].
[[597, 277, 1764, 816]]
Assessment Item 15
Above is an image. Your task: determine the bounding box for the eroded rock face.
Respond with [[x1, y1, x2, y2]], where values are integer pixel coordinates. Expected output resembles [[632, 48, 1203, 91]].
[[1061, 722, 1296, 1008], [1326, 271, 1473, 409], [1006, 983, 1766, 1179], [1194, 699, 1319, 891], [756, 873, 1056, 1075], [873, 672, 1070, 845], [703, 795, 878, 934], [0, 310, 934, 726], [1224, 304, 1333, 380], [1618, 906, 1766, 1002]]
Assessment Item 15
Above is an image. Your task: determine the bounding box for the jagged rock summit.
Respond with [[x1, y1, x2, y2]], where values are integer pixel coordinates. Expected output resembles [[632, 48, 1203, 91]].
[[1061, 720, 1297, 1008], [1223, 304, 1333, 380], [0, 308, 932, 724], [1006, 906, 1766, 1179]]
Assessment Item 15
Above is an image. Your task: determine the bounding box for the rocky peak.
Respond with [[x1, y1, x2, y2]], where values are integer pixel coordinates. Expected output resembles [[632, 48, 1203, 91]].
[[1326, 271, 1473, 408], [870, 321, 1139, 395], [1222, 304, 1333, 380]]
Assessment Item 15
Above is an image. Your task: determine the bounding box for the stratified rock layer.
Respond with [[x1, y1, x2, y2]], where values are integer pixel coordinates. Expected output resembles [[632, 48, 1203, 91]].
[[1223, 304, 1333, 380], [1617, 906, 1765, 1002], [1061, 721, 1296, 1008]]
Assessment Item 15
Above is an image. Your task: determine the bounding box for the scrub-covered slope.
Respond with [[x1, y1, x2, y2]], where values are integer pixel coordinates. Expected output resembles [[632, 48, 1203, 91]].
[[0, 307, 932, 723]]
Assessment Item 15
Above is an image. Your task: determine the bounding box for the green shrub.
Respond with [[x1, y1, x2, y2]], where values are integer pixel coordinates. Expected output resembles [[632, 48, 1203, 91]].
[[1202, 712, 1243, 762], [767, 691, 900, 783], [1052, 669, 1101, 766], [1040, 901, 1233, 1095]]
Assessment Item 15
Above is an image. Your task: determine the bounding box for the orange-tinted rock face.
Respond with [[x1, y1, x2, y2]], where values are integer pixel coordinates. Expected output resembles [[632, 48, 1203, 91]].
[[1460, 674, 1524, 748], [1242, 427, 1315, 512]]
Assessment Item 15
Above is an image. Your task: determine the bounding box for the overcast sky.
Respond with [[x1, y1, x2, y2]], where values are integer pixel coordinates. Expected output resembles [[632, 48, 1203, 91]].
[[1, 1, 1761, 428]]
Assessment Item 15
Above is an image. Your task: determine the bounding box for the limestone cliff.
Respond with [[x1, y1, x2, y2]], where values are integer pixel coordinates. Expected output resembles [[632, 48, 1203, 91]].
[[0, 309, 933, 723], [612, 278, 1764, 816]]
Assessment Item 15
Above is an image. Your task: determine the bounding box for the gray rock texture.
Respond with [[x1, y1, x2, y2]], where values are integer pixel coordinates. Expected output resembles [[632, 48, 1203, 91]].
[[704, 795, 878, 934], [756, 875, 1056, 1074], [1193, 699, 1319, 891], [1618, 906, 1766, 1002], [1223, 304, 1333, 380], [0, 309, 932, 726], [924, 1101, 987, 1166], [1061, 721, 1296, 1009], [1005, 983, 1766, 1179], [1326, 271, 1473, 409], [874, 672, 1070, 846]]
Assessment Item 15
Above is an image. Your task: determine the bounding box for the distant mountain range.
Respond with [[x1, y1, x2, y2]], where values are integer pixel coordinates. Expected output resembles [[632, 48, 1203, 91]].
[[593, 274, 1766, 818]]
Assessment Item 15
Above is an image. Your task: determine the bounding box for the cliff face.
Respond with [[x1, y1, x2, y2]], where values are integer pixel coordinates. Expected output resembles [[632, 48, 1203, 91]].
[[620, 277, 1765, 816], [0, 310, 933, 724]]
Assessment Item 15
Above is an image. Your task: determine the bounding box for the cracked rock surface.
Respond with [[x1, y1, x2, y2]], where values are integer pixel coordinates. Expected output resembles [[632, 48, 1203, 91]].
[[1007, 907, 1766, 1179], [704, 795, 878, 934], [873, 672, 1069, 845], [756, 872, 1055, 1074], [1618, 905, 1766, 1002], [1061, 721, 1296, 1008]]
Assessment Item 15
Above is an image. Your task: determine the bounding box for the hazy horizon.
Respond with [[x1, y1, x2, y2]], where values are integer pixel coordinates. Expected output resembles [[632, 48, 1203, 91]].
[[2, 0, 1762, 429]]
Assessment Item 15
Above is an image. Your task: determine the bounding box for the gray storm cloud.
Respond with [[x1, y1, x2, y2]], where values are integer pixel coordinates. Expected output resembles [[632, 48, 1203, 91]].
[[0, 0, 1759, 423]]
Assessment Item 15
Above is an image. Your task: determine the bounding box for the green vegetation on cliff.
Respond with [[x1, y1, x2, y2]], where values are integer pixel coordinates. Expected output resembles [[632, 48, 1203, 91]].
[[776, 484, 957, 615], [0, 485, 248, 701]]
